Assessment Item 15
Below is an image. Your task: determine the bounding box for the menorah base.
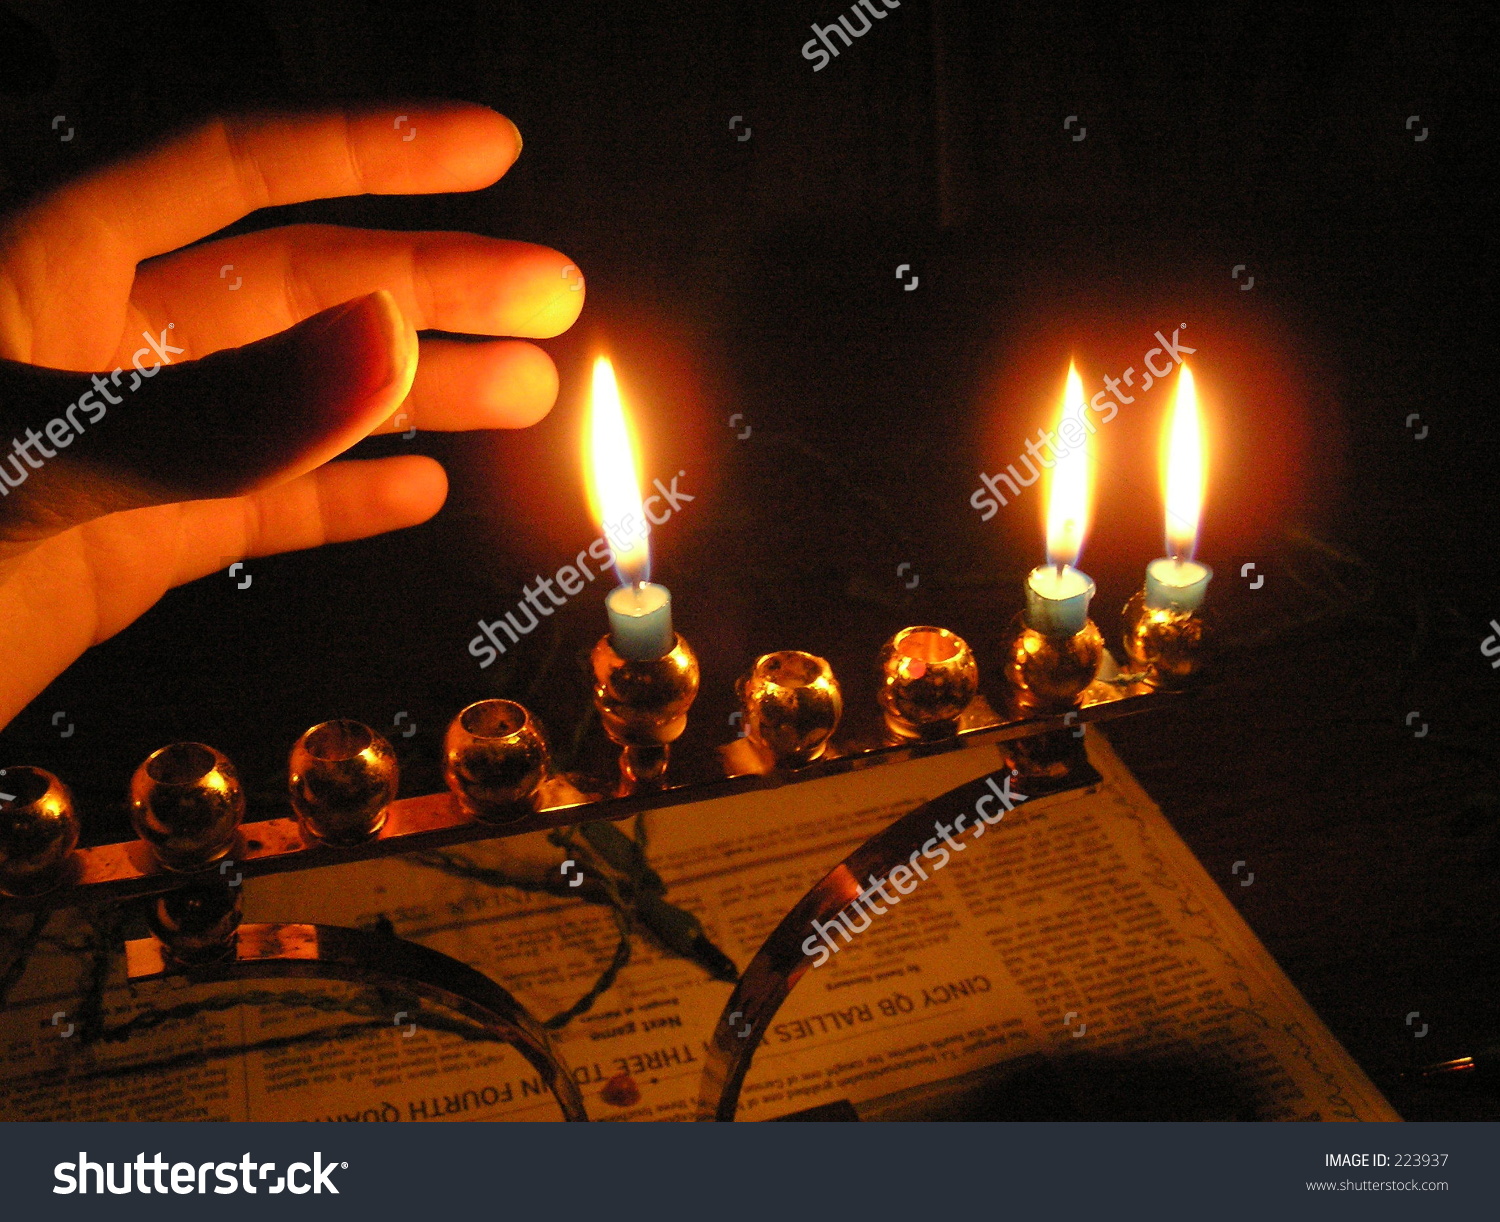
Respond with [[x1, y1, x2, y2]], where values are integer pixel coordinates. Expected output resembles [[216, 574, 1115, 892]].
[[696, 751, 1099, 1120], [125, 921, 588, 1122]]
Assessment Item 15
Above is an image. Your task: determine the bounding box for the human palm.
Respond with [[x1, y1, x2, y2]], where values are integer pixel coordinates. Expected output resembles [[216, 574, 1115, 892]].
[[0, 104, 583, 728]]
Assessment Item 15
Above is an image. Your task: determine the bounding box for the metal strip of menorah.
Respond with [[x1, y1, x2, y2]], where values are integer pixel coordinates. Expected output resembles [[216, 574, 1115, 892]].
[[0, 669, 1174, 910]]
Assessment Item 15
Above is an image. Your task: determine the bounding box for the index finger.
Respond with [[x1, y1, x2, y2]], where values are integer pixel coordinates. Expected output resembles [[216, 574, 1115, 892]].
[[25, 103, 522, 263]]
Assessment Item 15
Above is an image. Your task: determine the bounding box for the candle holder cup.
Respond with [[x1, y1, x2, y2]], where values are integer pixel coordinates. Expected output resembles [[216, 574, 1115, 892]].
[[128, 743, 245, 873], [444, 700, 549, 822], [738, 650, 843, 767], [289, 719, 399, 845], [591, 633, 700, 786], [1003, 613, 1105, 715], [0, 766, 80, 897], [1121, 589, 1213, 686], [878, 627, 979, 742]]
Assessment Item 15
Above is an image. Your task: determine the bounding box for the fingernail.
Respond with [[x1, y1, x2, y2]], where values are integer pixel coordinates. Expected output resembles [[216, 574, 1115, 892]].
[[504, 114, 523, 163], [363, 289, 417, 397], [306, 291, 416, 409]]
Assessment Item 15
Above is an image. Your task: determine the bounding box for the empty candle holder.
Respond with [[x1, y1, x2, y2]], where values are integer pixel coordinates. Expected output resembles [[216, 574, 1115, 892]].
[[289, 719, 400, 845], [444, 699, 549, 821], [0, 766, 80, 897], [129, 742, 245, 872], [591, 631, 700, 786], [878, 627, 978, 741], [738, 650, 843, 767]]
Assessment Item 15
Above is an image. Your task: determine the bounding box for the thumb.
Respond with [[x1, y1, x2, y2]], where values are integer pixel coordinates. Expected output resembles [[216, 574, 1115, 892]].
[[0, 290, 416, 543]]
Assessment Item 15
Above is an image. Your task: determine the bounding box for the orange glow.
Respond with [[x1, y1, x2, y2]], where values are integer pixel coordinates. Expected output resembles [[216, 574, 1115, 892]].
[[1044, 361, 1092, 568], [584, 356, 650, 584], [1163, 363, 1206, 559]]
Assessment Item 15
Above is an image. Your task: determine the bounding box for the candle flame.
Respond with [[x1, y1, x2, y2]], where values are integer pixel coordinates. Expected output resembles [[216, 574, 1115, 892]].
[[1045, 361, 1092, 569], [585, 355, 650, 585], [1163, 363, 1206, 560]]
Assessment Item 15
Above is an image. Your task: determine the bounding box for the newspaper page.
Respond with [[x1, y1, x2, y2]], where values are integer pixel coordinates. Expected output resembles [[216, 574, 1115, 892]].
[[0, 731, 1398, 1121]]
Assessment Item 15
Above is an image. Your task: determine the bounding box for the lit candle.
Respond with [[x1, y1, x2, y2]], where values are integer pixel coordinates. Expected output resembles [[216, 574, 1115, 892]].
[[587, 356, 675, 661], [1025, 362, 1096, 636], [605, 581, 673, 661], [1144, 363, 1212, 611]]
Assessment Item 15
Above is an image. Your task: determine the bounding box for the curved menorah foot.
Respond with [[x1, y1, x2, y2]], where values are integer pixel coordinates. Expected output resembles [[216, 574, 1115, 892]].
[[696, 753, 1097, 1121], [126, 920, 588, 1122]]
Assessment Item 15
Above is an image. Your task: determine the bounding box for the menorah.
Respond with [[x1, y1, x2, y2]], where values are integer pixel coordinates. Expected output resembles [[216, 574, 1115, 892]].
[[0, 602, 1205, 1121]]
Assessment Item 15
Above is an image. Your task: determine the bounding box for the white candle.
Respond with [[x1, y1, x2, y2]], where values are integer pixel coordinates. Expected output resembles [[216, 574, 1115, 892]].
[[587, 356, 677, 661], [1146, 363, 1211, 612], [1144, 557, 1211, 611], [1025, 564, 1095, 635], [1026, 362, 1096, 637], [606, 581, 674, 660]]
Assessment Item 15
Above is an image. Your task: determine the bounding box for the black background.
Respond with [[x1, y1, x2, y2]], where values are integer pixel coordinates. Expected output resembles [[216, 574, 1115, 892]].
[[1, 0, 1496, 1119]]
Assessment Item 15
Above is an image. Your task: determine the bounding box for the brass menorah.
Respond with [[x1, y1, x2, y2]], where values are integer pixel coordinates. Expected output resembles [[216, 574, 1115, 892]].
[[1, 611, 1202, 1120]]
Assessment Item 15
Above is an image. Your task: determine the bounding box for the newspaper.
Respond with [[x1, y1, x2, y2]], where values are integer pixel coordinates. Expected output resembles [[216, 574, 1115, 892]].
[[0, 732, 1397, 1121]]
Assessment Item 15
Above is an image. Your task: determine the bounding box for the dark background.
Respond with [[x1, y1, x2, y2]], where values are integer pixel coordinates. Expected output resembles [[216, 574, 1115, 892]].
[[1, 0, 1496, 1118]]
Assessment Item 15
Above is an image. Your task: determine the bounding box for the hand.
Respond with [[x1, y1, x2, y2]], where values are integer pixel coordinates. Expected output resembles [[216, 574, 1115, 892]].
[[0, 104, 583, 730]]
